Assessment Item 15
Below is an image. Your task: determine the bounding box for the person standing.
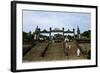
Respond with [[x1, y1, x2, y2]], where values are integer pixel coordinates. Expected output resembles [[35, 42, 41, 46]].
[[64, 39, 69, 56], [77, 48, 80, 57]]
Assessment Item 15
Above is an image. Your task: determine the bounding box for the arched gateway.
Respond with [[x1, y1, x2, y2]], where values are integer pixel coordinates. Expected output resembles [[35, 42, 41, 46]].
[[34, 26, 80, 41]]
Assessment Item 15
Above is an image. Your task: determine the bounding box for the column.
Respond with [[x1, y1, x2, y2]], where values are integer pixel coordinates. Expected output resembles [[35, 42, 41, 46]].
[[62, 27, 64, 40], [49, 27, 51, 40], [73, 28, 75, 38]]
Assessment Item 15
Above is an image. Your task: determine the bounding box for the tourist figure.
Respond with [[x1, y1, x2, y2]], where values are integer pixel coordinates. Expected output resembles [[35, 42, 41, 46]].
[[77, 48, 80, 57], [64, 39, 69, 56], [68, 45, 71, 50]]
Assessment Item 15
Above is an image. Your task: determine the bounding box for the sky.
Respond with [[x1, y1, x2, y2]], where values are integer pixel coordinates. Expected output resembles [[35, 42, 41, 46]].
[[23, 10, 91, 34]]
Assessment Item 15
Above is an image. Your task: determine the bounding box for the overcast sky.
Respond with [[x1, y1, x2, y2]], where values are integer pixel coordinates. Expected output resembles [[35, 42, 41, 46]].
[[22, 10, 91, 34]]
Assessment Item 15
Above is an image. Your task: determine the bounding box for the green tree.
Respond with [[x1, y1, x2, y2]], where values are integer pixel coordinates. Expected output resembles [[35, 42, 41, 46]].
[[81, 30, 91, 39], [23, 31, 34, 44]]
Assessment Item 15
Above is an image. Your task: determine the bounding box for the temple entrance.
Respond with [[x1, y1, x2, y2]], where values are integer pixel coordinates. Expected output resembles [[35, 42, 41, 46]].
[[34, 26, 75, 41]]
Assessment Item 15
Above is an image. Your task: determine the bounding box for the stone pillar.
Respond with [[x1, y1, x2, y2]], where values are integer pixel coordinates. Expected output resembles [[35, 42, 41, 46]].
[[77, 26, 80, 39], [34, 33, 37, 40], [49, 27, 51, 40], [38, 28, 40, 40], [62, 27, 64, 40], [36, 33, 39, 40], [35, 28, 40, 40], [73, 28, 75, 38]]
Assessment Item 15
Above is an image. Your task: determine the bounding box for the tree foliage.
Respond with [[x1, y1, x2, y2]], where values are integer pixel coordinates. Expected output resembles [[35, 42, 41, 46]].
[[81, 30, 91, 39], [23, 31, 34, 44]]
